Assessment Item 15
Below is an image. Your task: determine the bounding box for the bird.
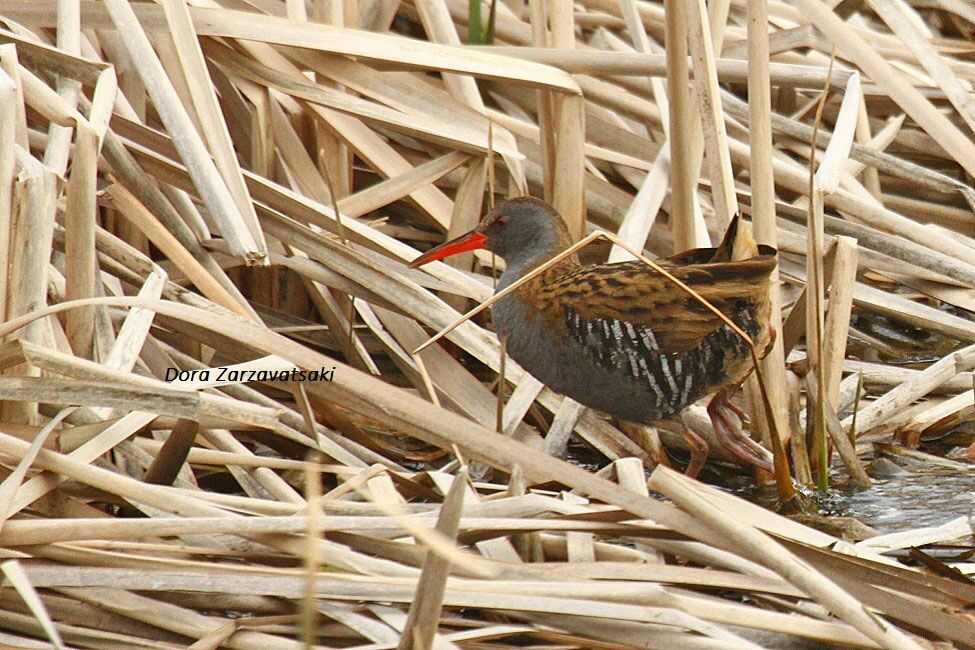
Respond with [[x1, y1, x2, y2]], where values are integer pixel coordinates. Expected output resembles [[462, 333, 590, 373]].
[[409, 196, 777, 476]]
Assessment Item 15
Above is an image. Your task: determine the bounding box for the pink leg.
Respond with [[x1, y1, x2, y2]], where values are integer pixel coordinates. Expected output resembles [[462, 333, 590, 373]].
[[681, 423, 709, 478], [720, 397, 771, 460], [707, 385, 773, 472], [619, 421, 671, 469]]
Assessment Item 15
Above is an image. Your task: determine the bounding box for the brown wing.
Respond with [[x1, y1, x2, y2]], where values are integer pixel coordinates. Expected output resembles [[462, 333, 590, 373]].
[[534, 249, 776, 356]]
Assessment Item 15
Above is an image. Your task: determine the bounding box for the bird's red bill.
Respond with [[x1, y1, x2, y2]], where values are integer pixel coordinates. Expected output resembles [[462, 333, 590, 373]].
[[408, 229, 487, 268]]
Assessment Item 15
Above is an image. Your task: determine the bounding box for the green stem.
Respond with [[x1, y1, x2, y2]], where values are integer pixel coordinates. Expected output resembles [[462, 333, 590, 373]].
[[468, 0, 484, 44]]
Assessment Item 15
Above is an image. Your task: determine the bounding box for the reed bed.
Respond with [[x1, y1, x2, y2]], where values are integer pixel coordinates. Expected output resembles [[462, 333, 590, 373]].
[[0, 0, 970, 647]]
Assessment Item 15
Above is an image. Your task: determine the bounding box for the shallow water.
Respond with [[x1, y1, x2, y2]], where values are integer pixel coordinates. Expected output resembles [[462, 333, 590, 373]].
[[566, 434, 975, 535], [826, 470, 975, 533], [733, 467, 975, 534]]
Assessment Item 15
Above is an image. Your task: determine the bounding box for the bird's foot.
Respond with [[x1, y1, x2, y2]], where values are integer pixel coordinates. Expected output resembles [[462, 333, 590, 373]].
[[619, 421, 671, 469], [681, 423, 709, 479], [707, 385, 773, 472]]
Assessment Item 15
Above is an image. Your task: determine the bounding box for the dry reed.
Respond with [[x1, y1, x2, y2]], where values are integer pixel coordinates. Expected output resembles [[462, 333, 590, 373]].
[[0, 0, 970, 647]]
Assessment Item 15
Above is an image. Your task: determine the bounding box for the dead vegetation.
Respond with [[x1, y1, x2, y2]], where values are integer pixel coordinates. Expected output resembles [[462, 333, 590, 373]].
[[0, 0, 971, 647]]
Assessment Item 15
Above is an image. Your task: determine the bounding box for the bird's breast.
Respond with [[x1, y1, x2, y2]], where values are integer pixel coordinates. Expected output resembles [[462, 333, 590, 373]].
[[490, 292, 697, 422], [489, 286, 772, 425]]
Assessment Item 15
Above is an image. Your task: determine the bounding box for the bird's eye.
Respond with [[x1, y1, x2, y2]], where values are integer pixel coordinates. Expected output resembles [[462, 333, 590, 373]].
[[496, 215, 508, 227]]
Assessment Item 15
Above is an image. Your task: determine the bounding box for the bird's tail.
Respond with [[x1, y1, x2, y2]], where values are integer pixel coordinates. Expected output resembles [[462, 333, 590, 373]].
[[711, 214, 759, 263]]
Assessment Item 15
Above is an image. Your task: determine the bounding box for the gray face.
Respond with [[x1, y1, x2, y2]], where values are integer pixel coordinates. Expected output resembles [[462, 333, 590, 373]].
[[478, 197, 562, 266]]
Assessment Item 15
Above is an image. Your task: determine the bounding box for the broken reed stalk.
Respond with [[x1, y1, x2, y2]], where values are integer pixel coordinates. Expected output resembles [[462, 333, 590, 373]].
[[807, 54, 834, 493], [301, 455, 322, 647], [0, 559, 65, 650], [317, 150, 361, 371], [849, 371, 865, 446], [353, 470, 496, 579], [101, 0, 265, 262], [649, 466, 924, 650], [663, 0, 699, 250], [411, 351, 441, 407], [140, 418, 199, 486], [398, 467, 468, 649], [686, 0, 737, 229], [745, 0, 792, 492], [484, 120, 508, 434], [804, 371, 871, 490], [822, 236, 858, 406], [529, 0, 555, 204], [843, 344, 975, 435], [750, 351, 795, 501], [486, 117, 496, 210]]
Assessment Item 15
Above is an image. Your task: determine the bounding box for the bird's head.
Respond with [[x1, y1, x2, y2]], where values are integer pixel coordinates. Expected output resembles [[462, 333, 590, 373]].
[[408, 196, 572, 269]]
